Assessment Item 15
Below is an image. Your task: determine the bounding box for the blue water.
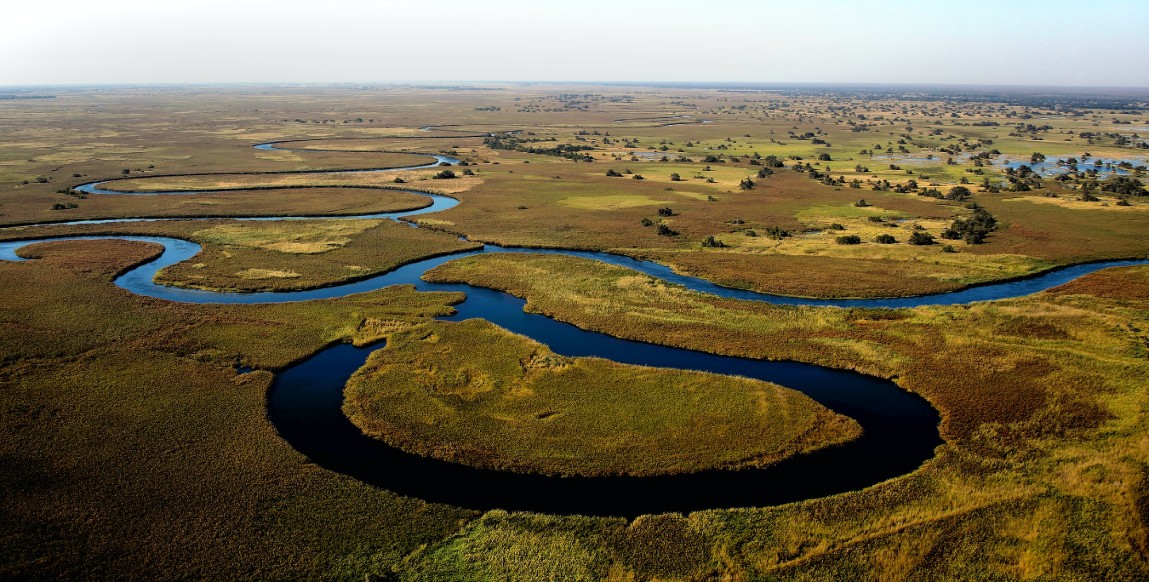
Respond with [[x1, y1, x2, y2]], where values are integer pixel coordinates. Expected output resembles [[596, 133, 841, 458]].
[[3, 140, 1145, 516]]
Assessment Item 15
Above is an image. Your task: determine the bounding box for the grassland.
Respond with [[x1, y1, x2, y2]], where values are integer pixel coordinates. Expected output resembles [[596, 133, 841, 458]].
[[424, 252, 1149, 579], [2, 84, 1149, 579], [344, 318, 860, 477], [0, 218, 482, 293]]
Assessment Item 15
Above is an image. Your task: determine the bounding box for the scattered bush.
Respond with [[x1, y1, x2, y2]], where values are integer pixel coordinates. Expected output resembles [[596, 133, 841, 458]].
[[656, 223, 678, 236], [701, 235, 726, 248], [764, 226, 791, 240], [836, 234, 862, 245], [908, 231, 936, 245], [874, 234, 897, 244], [432, 170, 457, 180], [657, 207, 674, 217]]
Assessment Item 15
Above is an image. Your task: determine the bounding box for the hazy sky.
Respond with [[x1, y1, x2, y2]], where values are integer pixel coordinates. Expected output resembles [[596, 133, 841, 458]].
[[3, 0, 1147, 87]]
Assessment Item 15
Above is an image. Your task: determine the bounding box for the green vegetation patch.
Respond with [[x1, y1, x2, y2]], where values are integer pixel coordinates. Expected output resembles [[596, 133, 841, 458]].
[[557, 195, 670, 210], [344, 319, 860, 477]]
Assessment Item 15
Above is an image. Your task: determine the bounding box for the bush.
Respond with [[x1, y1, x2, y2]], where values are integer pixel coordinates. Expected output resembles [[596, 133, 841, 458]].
[[828, 223, 845, 230], [764, 226, 790, 240], [393, 177, 405, 184], [462, 168, 475, 176], [739, 178, 755, 190], [640, 218, 653, 227], [657, 207, 674, 217], [701, 235, 726, 248], [656, 224, 678, 236], [854, 199, 870, 207], [874, 234, 897, 244], [432, 170, 457, 179], [606, 169, 623, 177], [908, 231, 936, 245], [835, 235, 862, 245]]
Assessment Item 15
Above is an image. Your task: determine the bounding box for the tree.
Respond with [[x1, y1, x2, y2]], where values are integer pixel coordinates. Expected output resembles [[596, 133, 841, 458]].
[[764, 226, 790, 240], [908, 231, 935, 245], [701, 235, 726, 248], [946, 186, 972, 201]]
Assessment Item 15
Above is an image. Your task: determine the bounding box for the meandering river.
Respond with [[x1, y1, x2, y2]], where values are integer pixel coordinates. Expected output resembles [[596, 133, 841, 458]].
[[2, 140, 1144, 517]]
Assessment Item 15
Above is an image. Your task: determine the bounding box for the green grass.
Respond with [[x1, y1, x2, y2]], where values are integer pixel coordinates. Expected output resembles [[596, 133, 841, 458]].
[[344, 318, 859, 477]]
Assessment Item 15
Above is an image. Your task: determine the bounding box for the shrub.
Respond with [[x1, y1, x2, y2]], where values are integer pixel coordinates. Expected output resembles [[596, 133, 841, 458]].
[[908, 231, 936, 245], [640, 218, 653, 227], [606, 169, 623, 177], [874, 234, 897, 244], [828, 223, 845, 230], [764, 226, 790, 240], [836, 234, 862, 245], [657, 207, 674, 217], [656, 224, 678, 236], [432, 170, 456, 179], [701, 235, 726, 248]]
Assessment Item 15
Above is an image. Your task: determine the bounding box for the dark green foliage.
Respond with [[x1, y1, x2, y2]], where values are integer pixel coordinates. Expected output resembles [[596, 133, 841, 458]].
[[640, 217, 653, 227], [739, 178, 755, 190], [947, 186, 972, 201], [656, 223, 678, 236], [669, 173, 683, 181], [908, 231, 936, 246], [1100, 176, 1146, 197], [829, 223, 846, 230], [606, 169, 623, 177], [762, 155, 784, 168], [657, 207, 674, 217], [836, 234, 862, 245], [432, 170, 457, 180], [701, 235, 726, 248], [943, 205, 998, 244], [874, 233, 897, 244], [764, 226, 791, 240]]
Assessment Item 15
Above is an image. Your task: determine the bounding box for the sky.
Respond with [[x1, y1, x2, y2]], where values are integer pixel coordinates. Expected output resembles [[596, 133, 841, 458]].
[[2, 0, 1147, 87]]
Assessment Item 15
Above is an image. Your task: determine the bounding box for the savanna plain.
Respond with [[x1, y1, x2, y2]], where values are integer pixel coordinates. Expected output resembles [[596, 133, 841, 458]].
[[2, 83, 1149, 579]]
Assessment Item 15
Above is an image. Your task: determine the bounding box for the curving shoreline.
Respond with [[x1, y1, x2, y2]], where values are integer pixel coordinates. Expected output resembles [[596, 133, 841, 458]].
[[2, 137, 1145, 516]]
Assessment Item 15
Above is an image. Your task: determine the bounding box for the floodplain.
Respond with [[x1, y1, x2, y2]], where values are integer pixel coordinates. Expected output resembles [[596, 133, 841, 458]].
[[2, 84, 1149, 579]]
